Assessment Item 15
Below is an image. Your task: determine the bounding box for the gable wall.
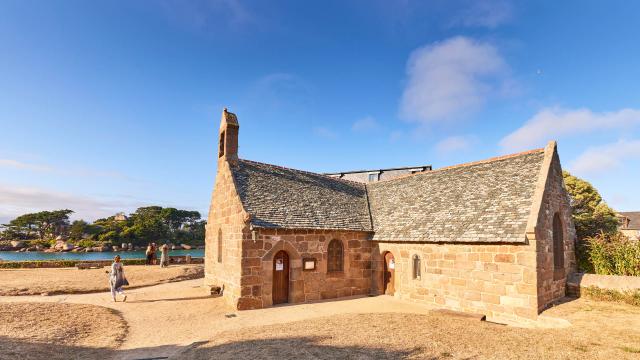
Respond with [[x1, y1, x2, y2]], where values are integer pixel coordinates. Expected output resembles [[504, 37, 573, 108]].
[[372, 241, 539, 323], [204, 160, 249, 308], [533, 150, 577, 310], [236, 228, 372, 310]]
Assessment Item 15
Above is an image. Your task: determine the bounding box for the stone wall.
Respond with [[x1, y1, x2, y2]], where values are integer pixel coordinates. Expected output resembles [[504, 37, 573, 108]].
[[532, 146, 577, 311], [204, 159, 248, 308], [236, 228, 372, 310], [371, 241, 539, 323]]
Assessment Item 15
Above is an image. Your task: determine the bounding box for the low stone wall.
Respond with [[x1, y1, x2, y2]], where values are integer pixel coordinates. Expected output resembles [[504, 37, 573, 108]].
[[567, 272, 640, 296]]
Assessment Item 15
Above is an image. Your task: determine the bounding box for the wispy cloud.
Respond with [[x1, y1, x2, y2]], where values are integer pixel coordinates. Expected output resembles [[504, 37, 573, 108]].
[[159, 0, 255, 32], [0, 159, 52, 172], [312, 126, 338, 140], [435, 135, 478, 154], [449, 0, 514, 28], [352, 116, 380, 132], [246, 73, 313, 112], [399, 36, 509, 124], [0, 158, 134, 180], [0, 184, 142, 223], [500, 107, 640, 152], [571, 139, 640, 175]]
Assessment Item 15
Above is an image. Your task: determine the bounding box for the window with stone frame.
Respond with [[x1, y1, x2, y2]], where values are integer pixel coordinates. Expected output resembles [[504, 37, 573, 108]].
[[412, 254, 421, 279], [552, 213, 564, 270], [327, 239, 344, 272], [368, 173, 378, 182], [217, 228, 223, 263]]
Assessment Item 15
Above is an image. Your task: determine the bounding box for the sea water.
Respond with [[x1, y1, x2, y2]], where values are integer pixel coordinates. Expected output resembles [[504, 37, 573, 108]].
[[0, 249, 204, 262]]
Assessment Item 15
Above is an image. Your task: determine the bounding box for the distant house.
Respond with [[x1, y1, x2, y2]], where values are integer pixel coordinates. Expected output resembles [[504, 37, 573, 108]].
[[617, 212, 640, 240], [325, 165, 431, 183], [205, 109, 576, 324], [114, 212, 128, 222]]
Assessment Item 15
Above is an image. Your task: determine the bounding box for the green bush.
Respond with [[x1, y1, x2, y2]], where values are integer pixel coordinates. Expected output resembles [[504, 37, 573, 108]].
[[586, 232, 640, 276]]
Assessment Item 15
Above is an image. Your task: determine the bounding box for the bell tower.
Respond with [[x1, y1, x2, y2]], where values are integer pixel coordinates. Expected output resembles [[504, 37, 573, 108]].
[[218, 108, 239, 164]]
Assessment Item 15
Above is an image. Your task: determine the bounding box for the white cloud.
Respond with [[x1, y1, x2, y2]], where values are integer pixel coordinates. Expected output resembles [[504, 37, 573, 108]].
[[500, 107, 640, 152], [0, 184, 136, 223], [450, 0, 513, 28], [399, 36, 508, 123], [312, 126, 337, 140], [352, 116, 380, 132], [570, 139, 640, 175], [435, 135, 477, 154]]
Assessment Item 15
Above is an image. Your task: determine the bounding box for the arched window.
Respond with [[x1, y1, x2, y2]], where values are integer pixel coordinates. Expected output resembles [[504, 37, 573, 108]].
[[327, 239, 343, 272], [217, 228, 223, 263], [412, 254, 421, 279], [553, 213, 564, 270]]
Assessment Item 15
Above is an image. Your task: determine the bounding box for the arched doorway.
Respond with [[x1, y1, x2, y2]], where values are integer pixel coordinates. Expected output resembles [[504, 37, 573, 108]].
[[272, 250, 289, 304], [383, 252, 395, 295]]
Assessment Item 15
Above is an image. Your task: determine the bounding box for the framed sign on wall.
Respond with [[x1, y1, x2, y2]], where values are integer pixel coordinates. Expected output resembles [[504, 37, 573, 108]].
[[302, 258, 317, 271]]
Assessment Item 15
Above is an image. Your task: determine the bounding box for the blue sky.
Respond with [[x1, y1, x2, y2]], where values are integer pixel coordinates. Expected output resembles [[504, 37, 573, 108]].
[[1, 0, 639, 223]]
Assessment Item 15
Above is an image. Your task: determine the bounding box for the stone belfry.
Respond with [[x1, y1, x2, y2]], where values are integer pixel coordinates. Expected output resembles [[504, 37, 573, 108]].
[[218, 108, 239, 165]]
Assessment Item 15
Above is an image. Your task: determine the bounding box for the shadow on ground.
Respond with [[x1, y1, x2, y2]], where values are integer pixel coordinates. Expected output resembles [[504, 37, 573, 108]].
[[0, 336, 432, 360]]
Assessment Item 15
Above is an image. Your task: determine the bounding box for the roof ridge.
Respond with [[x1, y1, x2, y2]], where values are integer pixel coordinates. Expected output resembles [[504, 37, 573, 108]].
[[238, 158, 365, 187], [371, 147, 545, 185]]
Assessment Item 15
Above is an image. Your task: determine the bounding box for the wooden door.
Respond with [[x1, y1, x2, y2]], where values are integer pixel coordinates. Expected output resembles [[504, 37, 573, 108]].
[[383, 252, 395, 295], [272, 250, 289, 304]]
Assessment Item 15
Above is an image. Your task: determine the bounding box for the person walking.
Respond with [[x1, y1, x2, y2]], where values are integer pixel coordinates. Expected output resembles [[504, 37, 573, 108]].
[[109, 255, 128, 302], [145, 243, 153, 265], [160, 243, 169, 268]]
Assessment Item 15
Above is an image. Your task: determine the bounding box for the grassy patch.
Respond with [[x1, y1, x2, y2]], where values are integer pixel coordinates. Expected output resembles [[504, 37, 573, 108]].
[[620, 346, 640, 354], [582, 286, 640, 307]]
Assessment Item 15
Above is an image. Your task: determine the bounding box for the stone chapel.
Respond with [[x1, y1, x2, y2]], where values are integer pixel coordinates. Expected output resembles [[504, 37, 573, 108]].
[[205, 109, 576, 324]]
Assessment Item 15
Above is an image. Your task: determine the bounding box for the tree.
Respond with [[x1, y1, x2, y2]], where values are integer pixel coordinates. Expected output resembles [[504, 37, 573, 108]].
[[563, 171, 619, 240], [4, 210, 74, 239], [563, 171, 620, 272]]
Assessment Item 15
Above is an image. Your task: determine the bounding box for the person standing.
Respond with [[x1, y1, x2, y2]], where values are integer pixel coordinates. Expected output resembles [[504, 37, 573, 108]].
[[160, 243, 169, 268], [145, 244, 153, 265], [151, 243, 158, 265], [109, 255, 128, 302]]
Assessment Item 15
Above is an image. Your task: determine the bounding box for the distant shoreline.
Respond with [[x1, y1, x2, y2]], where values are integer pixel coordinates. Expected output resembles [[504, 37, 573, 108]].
[[0, 248, 205, 262]]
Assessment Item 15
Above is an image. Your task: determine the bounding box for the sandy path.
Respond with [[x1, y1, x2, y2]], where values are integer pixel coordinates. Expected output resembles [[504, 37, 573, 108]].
[[0, 280, 438, 359], [0, 264, 203, 296]]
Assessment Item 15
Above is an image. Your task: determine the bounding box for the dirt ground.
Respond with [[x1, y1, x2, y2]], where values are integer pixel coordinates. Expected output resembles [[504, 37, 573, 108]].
[[176, 299, 640, 359], [0, 303, 127, 360], [0, 277, 639, 359], [0, 264, 203, 296]]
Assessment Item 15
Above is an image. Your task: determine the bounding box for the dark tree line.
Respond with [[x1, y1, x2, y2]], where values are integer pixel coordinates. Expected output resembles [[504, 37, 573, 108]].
[[1, 206, 206, 246]]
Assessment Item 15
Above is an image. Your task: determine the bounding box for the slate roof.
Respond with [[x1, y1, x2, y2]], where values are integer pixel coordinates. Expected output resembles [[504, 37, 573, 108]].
[[229, 149, 547, 243], [367, 150, 545, 243], [231, 159, 373, 231], [619, 212, 640, 230]]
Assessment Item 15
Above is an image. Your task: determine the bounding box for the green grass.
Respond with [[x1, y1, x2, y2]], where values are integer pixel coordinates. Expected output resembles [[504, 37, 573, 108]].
[[620, 346, 640, 354], [582, 286, 640, 307]]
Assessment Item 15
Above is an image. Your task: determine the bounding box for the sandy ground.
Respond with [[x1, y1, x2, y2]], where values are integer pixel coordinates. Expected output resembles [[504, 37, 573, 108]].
[[0, 264, 203, 296], [0, 276, 639, 359], [0, 303, 127, 360]]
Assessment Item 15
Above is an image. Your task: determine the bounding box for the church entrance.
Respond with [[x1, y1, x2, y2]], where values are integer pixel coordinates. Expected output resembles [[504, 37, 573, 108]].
[[383, 252, 395, 295], [272, 250, 289, 304]]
